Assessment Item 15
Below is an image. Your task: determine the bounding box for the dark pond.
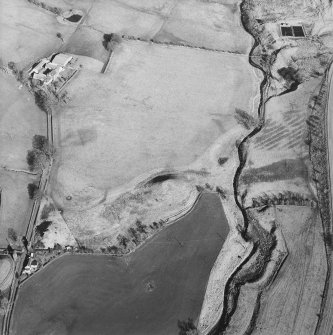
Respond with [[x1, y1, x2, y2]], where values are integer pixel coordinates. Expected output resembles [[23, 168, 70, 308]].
[[66, 14, 82, 23], [11, 193, 229, 335]]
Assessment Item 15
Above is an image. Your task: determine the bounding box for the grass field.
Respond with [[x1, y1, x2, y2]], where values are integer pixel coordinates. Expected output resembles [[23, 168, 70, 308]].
[[154, 0, 251, 53], [0, 74, 45, 247], [0, 0, 77, 67], [0, 171, 36, 247], [0, 74, 46, 169], [11, 193, 229, 335], [82, 0, 250, 53], [53, 39, 257, 204], [40, 0, 251, 54]]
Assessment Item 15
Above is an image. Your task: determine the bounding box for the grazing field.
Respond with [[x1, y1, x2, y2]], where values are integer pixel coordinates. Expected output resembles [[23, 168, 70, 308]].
[[0, 171, 36, 247], [0, 74, 46, 169], [0, 0, 76, 67], [0, 74, 45, 247], [41, 0, 251, 53], [11, 193, 229, 335], [154, 0, 251, 53], [53, 39, 257, 202]]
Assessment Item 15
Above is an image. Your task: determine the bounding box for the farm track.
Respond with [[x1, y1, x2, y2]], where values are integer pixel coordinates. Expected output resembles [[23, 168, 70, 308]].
[[2, 89, 55, 335]]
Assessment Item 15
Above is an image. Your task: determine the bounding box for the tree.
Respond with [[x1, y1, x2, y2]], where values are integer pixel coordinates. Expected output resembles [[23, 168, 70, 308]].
[[27, 183, 39, 199], [56, 32, 63, 41], [26, 150, 36, 169], [26, 149, 46, 171], [107, 245, 119, 254], [32, 135, 49, 153], [27, 135, 52, 171], [128, 227, 138, 240], [102, 33, 122, 51], [34, 90, 50, 114], [135, 220, 147, 234], [218, 157, 228, 166], [117, 234, 129, 248], [7, 228, 17, 242]]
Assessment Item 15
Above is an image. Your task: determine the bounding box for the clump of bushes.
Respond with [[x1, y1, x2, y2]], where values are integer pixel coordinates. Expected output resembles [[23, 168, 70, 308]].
[[34, 90, 51, 114], [7, 228, 17, 242], [26, 135, 52, 171], [7, 61, 24, 82], [277, 66, 301, 84], [36, 220, 52, 237], [40, 203, 55, 220], [102, 33, 122, 51], [234, 108, 257, 130], [218, 157, 228, 166], [177, 318, 198, 335], [27, 183, 39, 199]]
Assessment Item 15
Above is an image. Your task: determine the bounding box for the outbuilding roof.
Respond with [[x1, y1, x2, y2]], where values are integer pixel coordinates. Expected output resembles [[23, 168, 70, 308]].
[[51, 54, 73, 66]]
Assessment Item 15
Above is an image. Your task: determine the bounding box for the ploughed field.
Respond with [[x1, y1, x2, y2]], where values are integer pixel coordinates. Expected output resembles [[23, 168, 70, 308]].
[[11, 193, 229, 335]]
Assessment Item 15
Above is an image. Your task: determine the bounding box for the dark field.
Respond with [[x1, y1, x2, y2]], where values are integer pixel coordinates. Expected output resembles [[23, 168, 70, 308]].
[[11, 193, 229, 335]]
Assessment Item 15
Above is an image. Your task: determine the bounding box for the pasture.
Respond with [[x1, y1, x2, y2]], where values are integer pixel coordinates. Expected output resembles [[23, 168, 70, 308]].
[[52, 39, 257, 204], [0, 74, 45, 247], [0, 0, 76, 67], [83, 0, 250, 53]]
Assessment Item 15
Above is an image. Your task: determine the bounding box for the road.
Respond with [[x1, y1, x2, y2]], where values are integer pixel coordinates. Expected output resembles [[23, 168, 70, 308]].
[[2, 110, 54, 335]]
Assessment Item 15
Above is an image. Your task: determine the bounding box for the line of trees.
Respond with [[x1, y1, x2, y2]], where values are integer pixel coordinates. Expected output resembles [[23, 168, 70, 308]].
[[251, 191, 315, 208], [26, 135, 53, 172]]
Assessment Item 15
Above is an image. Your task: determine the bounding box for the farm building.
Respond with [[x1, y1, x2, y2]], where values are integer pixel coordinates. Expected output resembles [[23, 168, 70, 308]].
[[50, 53, 73, 67], [22, 256, 38, 275], [28, 53, 73, 86]]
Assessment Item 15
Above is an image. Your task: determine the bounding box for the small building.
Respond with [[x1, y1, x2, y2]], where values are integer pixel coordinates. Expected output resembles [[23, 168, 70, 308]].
[[29, 59, 49, 76], [30, 259, 38, 270], [33, 72, 46, 81], [23, 258, 38, 275], [50, 53, 73, 67]]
